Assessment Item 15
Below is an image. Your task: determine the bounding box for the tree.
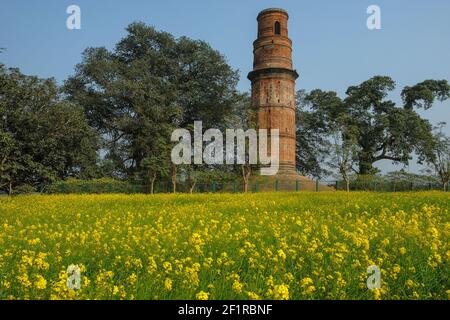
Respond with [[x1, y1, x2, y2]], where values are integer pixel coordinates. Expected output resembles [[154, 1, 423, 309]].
[[0, 130, 21, 194], [0, 65, 98, 194], [241, 164, 252, 193], [345, 76, 439, 174], [425, 124, 450, 191], [184, 165, 202, 194], [182, 166, 224, 194], [297, 76, 450, 176], [64, 22, 240, 183], [328, 129, 360, 192], [296, 89, 335, 179], [141, 154, 169, 194], [225, 92, 257, 193]]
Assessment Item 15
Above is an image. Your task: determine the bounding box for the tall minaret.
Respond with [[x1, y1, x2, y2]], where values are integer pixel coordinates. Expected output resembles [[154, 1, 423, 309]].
[[248, 8, 299, 174]]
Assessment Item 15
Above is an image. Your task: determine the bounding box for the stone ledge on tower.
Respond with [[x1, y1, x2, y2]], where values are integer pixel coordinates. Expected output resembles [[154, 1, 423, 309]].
[[247, 68, 299, 82]]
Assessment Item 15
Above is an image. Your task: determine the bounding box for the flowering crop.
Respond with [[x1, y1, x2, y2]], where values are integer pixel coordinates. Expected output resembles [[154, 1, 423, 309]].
[[0, 192, 448, 300]]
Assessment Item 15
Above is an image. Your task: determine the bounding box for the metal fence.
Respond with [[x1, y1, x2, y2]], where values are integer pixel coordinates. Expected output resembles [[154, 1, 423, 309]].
[[44, 180, 450, 194]]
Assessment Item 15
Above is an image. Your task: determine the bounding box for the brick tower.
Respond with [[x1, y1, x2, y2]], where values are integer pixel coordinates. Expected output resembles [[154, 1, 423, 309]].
[[248, 8, 299, 174]]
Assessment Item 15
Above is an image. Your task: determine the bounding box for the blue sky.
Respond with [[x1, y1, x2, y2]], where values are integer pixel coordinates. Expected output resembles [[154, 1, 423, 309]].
[[1, 0, 449, 174]]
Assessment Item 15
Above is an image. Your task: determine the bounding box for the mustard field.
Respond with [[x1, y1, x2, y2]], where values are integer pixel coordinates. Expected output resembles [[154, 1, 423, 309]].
[[0, 192, 448, 300]]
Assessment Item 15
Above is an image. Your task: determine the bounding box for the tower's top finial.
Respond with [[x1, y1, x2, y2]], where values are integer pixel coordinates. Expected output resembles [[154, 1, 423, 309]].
[[257, 8, 289, 20]]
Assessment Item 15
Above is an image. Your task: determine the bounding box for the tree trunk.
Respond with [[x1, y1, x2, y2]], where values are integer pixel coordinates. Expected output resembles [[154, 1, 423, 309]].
[[171, 165, 177, 193], [340, 165, 350, 192], [242, 165, 251, 193], [189, 181, 196, 194], [149, 173, 156, 194], [358, 149, 376, 175], [359, 161, 374, 175]]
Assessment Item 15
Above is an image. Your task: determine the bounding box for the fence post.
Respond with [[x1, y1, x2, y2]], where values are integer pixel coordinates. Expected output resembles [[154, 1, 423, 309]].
[[275, 180, 279, 192], [335, 181, 339, 191], [296, 180, 299, 192], [233, 182, 237, 193], [212, 182, 216, 193], [316, 180, 319, 192]]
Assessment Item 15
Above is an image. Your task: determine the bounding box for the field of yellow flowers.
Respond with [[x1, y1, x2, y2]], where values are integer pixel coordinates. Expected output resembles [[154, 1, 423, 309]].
[[0, 192, 448, 300]]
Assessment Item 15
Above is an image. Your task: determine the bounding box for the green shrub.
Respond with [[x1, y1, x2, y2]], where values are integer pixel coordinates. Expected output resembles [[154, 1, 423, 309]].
[[46, 178, 139, 194], [13, 184, 36, 195]]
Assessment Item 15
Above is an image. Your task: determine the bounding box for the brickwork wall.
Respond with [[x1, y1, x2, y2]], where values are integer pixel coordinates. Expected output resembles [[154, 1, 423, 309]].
[[248, 8, 298, 173]]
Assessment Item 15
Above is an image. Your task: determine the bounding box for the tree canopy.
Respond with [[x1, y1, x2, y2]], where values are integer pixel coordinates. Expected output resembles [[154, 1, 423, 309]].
[[297, 76, 450, 177], [0, 65, 98, 193], [64, 22, 241, 181]]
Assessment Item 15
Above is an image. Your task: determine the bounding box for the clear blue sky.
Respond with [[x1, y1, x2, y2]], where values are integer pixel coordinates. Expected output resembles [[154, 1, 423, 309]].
[[1, 0, 449, 174]]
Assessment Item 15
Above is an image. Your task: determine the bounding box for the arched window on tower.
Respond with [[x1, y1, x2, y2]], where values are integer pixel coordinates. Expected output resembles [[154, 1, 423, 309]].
[[274, 21, 281, 35]]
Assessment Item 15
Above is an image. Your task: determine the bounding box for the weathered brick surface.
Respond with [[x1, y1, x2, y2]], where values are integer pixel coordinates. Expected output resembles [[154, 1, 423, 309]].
[[248, 8, 298, 174]]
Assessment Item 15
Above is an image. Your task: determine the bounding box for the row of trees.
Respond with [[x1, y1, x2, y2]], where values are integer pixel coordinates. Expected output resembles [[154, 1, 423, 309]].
[[1, 23, 449, 194]]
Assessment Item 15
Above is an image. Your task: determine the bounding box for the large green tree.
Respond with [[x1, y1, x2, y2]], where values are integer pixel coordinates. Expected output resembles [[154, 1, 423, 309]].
[[424, 123, 450, 191], [64, 22, 240, 181], [0, 64, 98, 193], [296, 89, 335, 178], [297, 76, 450, 177]]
